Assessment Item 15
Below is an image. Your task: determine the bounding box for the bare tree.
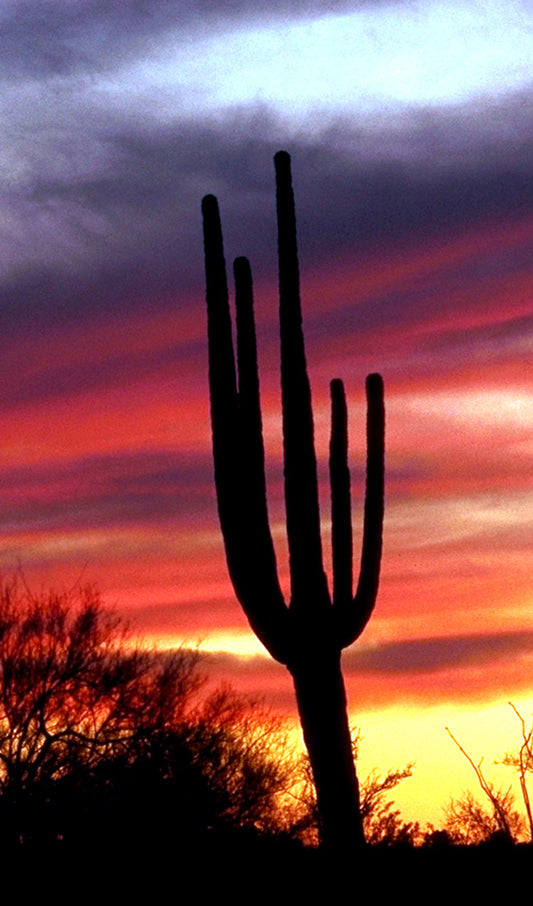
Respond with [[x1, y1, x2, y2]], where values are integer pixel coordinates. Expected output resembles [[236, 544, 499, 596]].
[[443, 788, 524, 845], [445, 726, 524, 843], [0, 578, 202, 843], [499, 702, 533, 842], [360, 764, 419, 845], [0, 578, 309, 848], [184, 687, 299, 836]]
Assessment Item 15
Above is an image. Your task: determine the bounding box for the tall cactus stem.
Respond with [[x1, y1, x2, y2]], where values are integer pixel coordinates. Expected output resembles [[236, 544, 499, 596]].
[[274, 150, 329, 611]]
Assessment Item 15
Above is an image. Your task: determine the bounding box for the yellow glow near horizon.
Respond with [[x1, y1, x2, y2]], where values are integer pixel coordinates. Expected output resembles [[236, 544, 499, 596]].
[[354, 695, 533, 831], [147, 628, 270, 659]]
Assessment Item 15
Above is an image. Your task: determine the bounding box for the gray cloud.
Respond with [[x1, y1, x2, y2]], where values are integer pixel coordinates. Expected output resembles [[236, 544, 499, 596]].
[[0, 0, 395, 79], [2, 96, 532, 345], [0, 450, 214, 534], [1, 1, 532, 380], [147, 629, 533, 680], [344, 630, 533, 675], [0, 331, 205, 410]]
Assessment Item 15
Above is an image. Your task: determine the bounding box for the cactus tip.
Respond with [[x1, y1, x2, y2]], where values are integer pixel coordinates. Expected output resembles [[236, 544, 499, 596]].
[[274, 149, 291, 172], [201, 194, 218, 216], [366, 372, 384, 393], [233, 255, 251, 279]]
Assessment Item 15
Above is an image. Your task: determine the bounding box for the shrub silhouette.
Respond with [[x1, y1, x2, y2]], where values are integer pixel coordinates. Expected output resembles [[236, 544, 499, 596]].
[[0, 580, 295, 848], [202, 151, 385, 852], [443, 789, 524, 845], [445, 718, 531, 845]]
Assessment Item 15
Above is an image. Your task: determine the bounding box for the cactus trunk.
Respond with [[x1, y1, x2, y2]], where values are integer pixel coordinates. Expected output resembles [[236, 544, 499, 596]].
[[202, 151, 385, 852], [292, 654, 365, 851]]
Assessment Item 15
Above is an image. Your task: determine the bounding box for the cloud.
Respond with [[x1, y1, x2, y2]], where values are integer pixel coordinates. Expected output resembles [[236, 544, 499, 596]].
[[1, 0, 531, 353], [143, 628, 533, 711], [0, 333, 203, 410], [0, 0, 394, 80], [2, 95, 532, 348], [0, 449, 214, 533], [167, 628, 533, 681], [1, 0, 531, 691], [344, 630, 533, 675]]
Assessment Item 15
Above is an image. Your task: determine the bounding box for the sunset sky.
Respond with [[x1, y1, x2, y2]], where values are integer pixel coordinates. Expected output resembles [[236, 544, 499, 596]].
[[1, 0, 532, 827]]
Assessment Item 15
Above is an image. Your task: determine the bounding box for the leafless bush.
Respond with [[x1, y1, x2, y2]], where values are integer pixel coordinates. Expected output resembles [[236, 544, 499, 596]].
[[0, 579, 297, 847]]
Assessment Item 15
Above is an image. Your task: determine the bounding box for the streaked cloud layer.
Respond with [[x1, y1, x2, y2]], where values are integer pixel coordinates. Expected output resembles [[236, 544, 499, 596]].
[[1, 0, 532, 820]]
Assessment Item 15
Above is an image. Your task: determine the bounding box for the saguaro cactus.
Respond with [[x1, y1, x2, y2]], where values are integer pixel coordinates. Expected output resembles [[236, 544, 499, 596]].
[[202, 151, 385, 852]]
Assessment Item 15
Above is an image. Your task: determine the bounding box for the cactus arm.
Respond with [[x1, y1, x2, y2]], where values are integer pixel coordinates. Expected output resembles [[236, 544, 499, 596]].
[[329, 379, 353, 609], [233, 255, 290, 658], [202, 193, 239, 526], [274, 151, 329, 612], [338, 372, 385, 648], [202, 196, 289, 662]]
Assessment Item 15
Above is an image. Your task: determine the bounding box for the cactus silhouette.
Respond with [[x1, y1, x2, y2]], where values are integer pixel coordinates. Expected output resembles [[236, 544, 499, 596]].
[[202, 151, 385, 852]]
